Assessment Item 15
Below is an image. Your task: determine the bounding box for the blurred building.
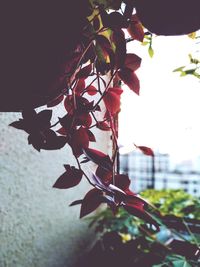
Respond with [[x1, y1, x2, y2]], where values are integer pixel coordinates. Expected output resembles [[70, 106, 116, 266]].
[[120, 150, 200, 196]]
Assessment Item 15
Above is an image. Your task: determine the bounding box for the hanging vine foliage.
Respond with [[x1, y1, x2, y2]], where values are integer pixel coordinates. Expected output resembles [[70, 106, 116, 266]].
[[9, 0, 200, 228]]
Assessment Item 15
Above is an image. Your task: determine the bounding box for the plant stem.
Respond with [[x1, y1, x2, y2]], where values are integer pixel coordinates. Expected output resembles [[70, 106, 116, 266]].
[[91, 111, 98, 123], [97, 72, 102, 94], [182, 219, 200, 246], [50, 120, 60, 128], [75, 156, 96, 187]]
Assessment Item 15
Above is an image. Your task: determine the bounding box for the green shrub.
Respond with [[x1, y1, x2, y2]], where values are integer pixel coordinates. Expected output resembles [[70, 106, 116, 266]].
[[87, 189, 200, 267], [140, 189, 200, 220]]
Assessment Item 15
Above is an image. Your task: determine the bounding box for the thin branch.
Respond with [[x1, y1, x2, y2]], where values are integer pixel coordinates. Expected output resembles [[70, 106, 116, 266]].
[[50, 120, 60, 128], [182, 219, 200, 246], [97, 72, 102, 94], [81, 76, 98, 96], [89, 124, 97, 129], [91, 111, 98, 123], [75, 156, 96, 187]]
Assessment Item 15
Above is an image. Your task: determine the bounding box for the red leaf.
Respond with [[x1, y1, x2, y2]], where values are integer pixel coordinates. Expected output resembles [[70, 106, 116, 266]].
[[69, 199, 83, 206], [86, 85, 98, 96], [96, 166, 112, 185], [96, 35, 112, 56], [74, 79, 86, 96], [53, 165, 83, 189], [127, 194, 152, 208], [9, 119, 25, 130], [135, 144, 154, 156], [124, 54, 141, 72], [47, 95, 64, 107], [87, 129, 96, 142], [28, 130, 67, 151], [103, 87, 123, 114], [70, 127, 90, 157], [11, 110, 36, 134], [57, 127, 68, 136], [124, 188, 135, 197], [43, 133, 66, 150], [114, 174, 131, 191], [111, 87, 123, 95], [76, 64, 92, 79], [83, 148, 113, 171], [64, 95, 73, 113], [118, 68, 140, 95], [104, 92, 120, 114], [75, 113, 92, 127], [108, 184, 126, 199], [64, 95, 91, 114], [22, 109, 37, 120], [111, 29, 126, 68], [124, 204, 159, 230], [128, 14, 144, 42], [35, 110, 52, 130], [83, 147, 106, 159], [96, 121, 110, 131], [80, 188, 103, 218], [59, 114, 74, 131]]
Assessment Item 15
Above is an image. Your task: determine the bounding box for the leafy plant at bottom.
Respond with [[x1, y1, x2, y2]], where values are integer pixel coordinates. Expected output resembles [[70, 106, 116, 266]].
[[140, 189, 200, 220], [85, 190, 200, 267]]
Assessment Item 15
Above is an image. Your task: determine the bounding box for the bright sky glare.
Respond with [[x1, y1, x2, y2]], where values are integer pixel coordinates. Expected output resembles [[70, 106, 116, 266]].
[[119, 35, 200, 162]]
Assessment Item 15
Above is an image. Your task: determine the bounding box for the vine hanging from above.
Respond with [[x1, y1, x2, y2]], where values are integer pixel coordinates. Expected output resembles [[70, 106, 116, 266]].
[[7, 0, 200, 227]]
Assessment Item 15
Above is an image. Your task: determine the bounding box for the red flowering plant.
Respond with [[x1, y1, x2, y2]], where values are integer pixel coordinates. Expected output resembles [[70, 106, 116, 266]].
[[10, 0, 159, 229]]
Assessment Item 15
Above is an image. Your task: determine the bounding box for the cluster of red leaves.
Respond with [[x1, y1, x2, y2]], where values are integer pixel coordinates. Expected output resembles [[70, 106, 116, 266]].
[[10, 2, 158, 228], [54, 148, 159, 228]]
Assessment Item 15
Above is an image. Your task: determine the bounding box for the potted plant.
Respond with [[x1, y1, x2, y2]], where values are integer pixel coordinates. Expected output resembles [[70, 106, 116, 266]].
[[1, 0, 200, 229]]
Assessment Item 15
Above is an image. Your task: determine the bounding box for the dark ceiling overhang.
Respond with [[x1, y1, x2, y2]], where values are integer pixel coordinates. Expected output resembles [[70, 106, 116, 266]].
[[135, 0, 200, 35], [0, 0, 200, 112], [0, 0, 89, 111]]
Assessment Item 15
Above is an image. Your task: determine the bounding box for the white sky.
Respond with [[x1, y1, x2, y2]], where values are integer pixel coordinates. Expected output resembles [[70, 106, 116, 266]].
[[119, 35, 200, 163]]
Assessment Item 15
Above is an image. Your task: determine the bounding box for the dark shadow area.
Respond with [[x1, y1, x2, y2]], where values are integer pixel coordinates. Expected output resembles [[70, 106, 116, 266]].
[[0, 0, 90, 111]]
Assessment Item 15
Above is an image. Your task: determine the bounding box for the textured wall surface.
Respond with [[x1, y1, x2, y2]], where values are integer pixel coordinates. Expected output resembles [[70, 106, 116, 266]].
[[0, 112, 110, 267]]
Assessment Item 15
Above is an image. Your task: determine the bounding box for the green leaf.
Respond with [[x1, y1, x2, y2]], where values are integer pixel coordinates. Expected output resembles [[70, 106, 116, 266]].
[[193, 72, 200, 79], [173, 66, 185, 72], [95, 43, 106, 63], [172, 260, 192, 267], [156, 227, 172, 244], [185, 69, 196, 75], [140, 189, 200, 220], [188, 54, 193, 62], [89, 0, 122, 9], [180, 72, 187, 77], [141, 41, 149, 46], [166, 255, 192, 267], [148, 46, 154, 58]]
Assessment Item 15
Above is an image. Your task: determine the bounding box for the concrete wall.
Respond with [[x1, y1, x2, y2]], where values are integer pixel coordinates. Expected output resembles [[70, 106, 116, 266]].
[[0, 112, 110, 267]]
